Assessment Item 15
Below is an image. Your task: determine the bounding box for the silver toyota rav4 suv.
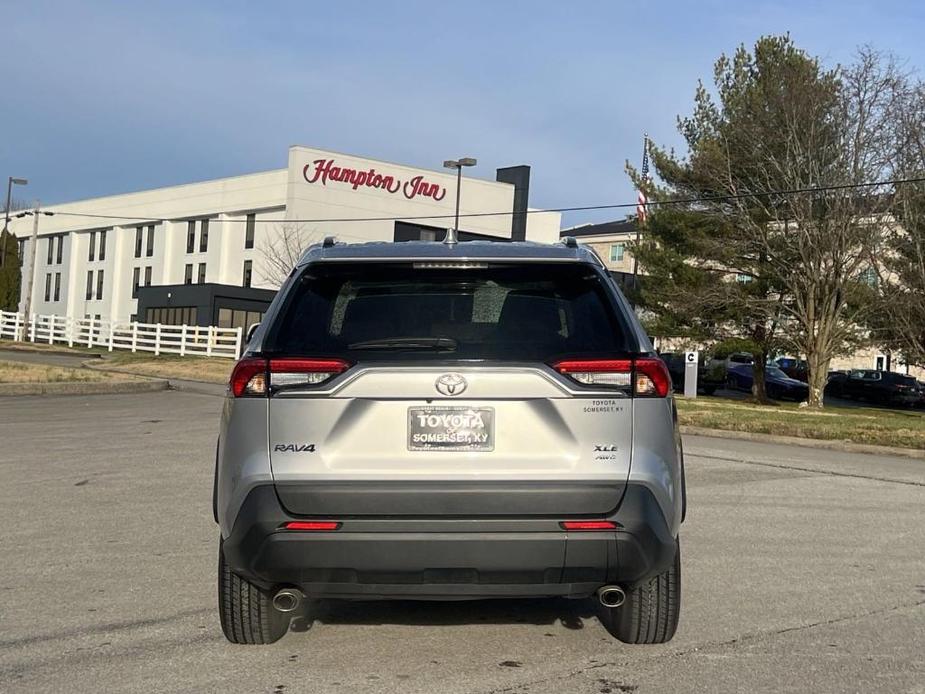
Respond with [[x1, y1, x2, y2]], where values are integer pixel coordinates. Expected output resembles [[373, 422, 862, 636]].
[[214, 237, 685, 645]]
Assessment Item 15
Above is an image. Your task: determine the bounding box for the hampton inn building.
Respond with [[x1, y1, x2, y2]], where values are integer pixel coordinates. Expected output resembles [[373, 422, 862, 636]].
[[7, 146, 560, 329]]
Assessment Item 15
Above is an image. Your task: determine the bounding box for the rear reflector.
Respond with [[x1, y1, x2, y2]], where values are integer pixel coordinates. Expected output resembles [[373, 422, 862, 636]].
[[282, 521, 342, 531], [560, 520, 619, 531], [552, 357, 671, 397]]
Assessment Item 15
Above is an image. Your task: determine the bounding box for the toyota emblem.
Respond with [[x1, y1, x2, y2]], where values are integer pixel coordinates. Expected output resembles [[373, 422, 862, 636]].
[[435, 373, 467, 397]]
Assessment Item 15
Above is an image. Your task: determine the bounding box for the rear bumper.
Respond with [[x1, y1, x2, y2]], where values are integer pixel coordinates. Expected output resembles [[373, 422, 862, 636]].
[[221, 484, 677, 599]]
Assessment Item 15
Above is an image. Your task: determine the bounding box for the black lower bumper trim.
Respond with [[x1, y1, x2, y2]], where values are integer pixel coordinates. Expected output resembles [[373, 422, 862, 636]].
[[221, 484, 676, 596]]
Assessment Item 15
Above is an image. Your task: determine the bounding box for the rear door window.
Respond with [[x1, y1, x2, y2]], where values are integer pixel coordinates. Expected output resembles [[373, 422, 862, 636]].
[[266, 262, 634, 361]]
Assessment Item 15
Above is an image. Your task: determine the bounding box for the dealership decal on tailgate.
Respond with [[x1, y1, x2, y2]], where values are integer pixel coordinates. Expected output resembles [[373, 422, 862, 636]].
[[408, 407, 494, 451]]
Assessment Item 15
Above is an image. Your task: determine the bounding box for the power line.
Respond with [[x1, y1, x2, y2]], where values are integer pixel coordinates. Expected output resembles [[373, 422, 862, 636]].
[[27, 175, 925, 226]]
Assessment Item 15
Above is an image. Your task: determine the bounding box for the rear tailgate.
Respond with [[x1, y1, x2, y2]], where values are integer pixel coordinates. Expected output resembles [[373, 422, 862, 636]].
[[268, 366, 632, 517]]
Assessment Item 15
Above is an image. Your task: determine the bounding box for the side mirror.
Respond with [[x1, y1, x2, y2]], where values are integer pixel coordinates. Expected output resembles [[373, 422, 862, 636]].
[[245, 323, 260, 344]]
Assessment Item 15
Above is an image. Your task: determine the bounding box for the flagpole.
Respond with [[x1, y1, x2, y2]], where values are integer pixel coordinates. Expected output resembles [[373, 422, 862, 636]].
[[632, 132, 649, 287]]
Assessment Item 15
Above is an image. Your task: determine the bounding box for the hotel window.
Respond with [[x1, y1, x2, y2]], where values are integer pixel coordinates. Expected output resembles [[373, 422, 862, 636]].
[[245, 214, 256, 249], [56, 235, 63, 264], [736, 273, 753, 284], [859, 266, 878, 287], [146, 225, 154, 257], [44, 273, 51, 302], [144, 266, 152, 287], [88, 231, 96, 261], [199, 219, 209, 252], [242, 260, 252, 288], [135, 226, 144, 258], [198, 262, 207, 284], [46, 237, 54, 265], [186, 221, 195, 253], [86, 270, 93, 300], [610, 243, 625, 262], [99, 229, 107, 261], [218, 308, 265, 331], [184, 264, 193, 284], [53, 273, 61, 302], [146, 306, 198, 326], [132, 267, 140, 298], [96, 269, 104, 299]]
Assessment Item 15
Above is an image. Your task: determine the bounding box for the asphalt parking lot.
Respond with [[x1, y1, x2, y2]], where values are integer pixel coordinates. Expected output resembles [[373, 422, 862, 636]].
[[0, 390, 923, 693]]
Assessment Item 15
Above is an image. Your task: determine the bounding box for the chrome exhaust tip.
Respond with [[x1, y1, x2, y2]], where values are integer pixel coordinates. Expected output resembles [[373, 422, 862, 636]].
[[597, 585, 626, 608], [272, 588, 303, 613]]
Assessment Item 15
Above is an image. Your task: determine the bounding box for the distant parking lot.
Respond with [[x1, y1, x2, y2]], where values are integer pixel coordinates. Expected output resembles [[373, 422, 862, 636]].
[[0, 390, 923, 693]]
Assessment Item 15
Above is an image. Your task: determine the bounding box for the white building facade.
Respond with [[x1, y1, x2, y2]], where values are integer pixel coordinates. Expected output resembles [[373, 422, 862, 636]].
[[8, 146, 561, 325]]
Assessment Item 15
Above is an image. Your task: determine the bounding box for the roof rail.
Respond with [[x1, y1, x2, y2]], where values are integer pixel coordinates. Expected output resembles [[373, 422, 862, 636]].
[[562, 236, 578, 248]]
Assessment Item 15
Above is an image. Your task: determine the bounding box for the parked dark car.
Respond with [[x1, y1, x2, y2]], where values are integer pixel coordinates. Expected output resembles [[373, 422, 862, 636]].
[[774, 357, 808, 383], [917, 381, 925, 409], [835, 369, 920, 407], [660, 352, 724, 395], [824, 370, 850, 397], [726, 363, 810, 401]]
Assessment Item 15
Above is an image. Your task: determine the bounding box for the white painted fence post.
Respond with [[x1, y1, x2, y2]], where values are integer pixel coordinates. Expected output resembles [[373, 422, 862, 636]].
[[47, 316, 54, 344], [180, 324, 187, 356], [235, 327, 243, 358], [206, 326, 214, 356], [154, 323, 161, 356], [67, 316, 75, 348], [87, 317, 94, 349], [13, 312, 22, 342], [131, 322, 138, 353], [108, 321, 115, 352], [29, 314, 36, 342]]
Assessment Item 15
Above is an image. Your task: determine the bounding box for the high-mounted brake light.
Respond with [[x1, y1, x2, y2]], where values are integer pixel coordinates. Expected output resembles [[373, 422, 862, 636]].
[[282, 521, 341, 531], [552, 357, 671, 397], [229, 357, 351, 397], [560, 520, 619, 531]]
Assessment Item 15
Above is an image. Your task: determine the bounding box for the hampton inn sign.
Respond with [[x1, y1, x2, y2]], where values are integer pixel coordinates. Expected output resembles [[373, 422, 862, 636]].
[[303, 157, 448, 201]]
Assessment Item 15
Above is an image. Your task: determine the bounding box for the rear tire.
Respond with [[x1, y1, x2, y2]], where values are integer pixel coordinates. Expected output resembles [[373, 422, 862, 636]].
[[218, 538, 290, 644], [601, 538, 681, 644]]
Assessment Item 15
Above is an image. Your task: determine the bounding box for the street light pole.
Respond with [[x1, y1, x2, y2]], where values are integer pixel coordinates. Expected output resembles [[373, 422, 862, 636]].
[[21, 203, 41, 324], [442, 157, 477, 245], [2, 176, 29, 268]]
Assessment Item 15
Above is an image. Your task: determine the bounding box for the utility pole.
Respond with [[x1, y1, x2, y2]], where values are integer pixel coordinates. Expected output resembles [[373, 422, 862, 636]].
[[21, 202, 41, 325], [2, 176, 29, 268]]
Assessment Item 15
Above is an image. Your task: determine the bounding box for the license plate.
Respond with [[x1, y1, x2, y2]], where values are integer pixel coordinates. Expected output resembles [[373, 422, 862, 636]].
[[408, 407, 494, 451]]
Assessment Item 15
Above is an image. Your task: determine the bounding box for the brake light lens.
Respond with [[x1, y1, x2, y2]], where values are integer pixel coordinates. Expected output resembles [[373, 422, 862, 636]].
[[552, 357, 671, 397], [230, 357, 268, 397], [560, 520, 619, 531], [282, 521, 341, 531], [229, 357, 351, 397]]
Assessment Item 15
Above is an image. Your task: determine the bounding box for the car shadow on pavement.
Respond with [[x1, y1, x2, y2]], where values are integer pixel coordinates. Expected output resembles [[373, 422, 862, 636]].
[[289, 597, 601, 633]]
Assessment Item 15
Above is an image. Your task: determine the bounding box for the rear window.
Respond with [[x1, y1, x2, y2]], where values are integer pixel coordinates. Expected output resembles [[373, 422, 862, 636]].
[[265, 262, 633, 361]]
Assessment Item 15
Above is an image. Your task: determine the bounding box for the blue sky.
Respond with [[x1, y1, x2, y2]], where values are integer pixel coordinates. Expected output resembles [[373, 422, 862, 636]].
[[3, 0, 924, 226]]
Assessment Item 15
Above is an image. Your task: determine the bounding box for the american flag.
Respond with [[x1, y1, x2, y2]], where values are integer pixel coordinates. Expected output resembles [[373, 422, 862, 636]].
[[637, 134, 650, 224]]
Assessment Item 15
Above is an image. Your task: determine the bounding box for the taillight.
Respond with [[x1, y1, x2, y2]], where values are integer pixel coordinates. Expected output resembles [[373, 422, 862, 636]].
[[552, 357, 671, 397], [229, 357, 351, 397], [268, 358, 351, 390], [230, 357, 268, 397], [560, 520, 619, 531]]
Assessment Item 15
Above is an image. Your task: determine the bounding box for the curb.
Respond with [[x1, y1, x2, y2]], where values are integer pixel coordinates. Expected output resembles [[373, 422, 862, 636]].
[[0, 379, 169, 397], [0, 345, 103, 359], [84, 362, 227, 396], [680, 425, 925, 460]]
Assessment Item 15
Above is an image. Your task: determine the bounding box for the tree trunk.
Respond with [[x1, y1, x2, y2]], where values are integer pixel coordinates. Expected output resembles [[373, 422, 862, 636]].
[[805, 352, 830, 408], [751, 353, 771, 403]]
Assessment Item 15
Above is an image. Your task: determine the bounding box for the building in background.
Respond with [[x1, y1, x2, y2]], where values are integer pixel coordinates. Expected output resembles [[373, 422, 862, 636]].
[[7, 146, 561, 329], [560, 219, 638, 289]]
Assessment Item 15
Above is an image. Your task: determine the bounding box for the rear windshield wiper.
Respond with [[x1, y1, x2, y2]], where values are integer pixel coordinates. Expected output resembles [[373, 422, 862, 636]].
[[347, 337, 458, 351]]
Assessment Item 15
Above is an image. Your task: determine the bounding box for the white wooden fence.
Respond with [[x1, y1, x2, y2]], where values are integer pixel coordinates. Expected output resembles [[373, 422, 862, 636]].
[[0, 310, 243, 359]]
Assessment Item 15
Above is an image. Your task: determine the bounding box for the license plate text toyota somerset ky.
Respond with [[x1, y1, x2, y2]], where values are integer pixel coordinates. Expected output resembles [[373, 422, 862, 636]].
[[408, 407, 494, 451]]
